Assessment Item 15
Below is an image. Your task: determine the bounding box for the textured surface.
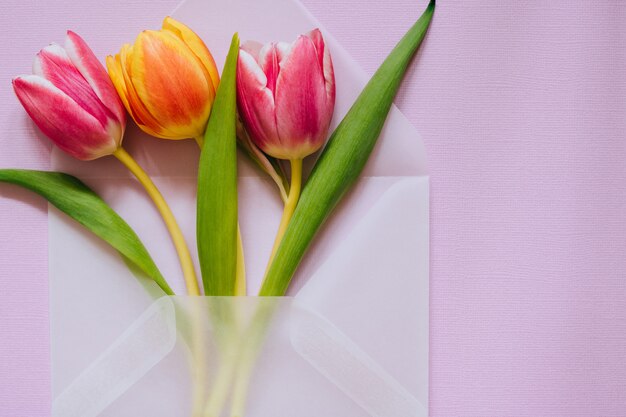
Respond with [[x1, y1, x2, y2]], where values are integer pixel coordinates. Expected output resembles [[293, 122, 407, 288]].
[[1, 0, 625, 416]]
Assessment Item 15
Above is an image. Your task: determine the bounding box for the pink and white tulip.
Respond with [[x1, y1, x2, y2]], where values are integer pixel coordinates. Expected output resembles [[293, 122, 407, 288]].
[[13, 31, 126, 161], [236, 29, 335, 160]]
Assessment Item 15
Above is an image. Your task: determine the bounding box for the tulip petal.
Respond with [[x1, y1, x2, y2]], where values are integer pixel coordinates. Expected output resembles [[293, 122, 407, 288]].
[[161, 17, 220, 93], [241, 40, 263, 61], [65, 31, 126, 126], [105, 54, 132, 118], [33, 43, 113, 130], [119, 45, 164, 135], [257, 43, 281, 95], [108, 47, 160, 137], [131, 30, 213, 139], [274, 41, 292, 62], [13, 75, 117, 160], [307, 29, 335, 105], [236, 49, 281, 154], [273, 35, 330, 159], [110, 45, 179, 139]]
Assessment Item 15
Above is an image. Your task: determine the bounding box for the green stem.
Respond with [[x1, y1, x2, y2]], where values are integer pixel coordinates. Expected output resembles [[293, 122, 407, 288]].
[[203, 336, 240, 416], [227, 302, 277, 417], [113, 147, 200, 295], [262, 158, 302, 281]]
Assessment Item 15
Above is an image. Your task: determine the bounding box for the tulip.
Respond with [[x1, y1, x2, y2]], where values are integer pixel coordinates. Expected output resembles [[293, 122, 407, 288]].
[[13, 31, 125, 161], [13, 31, 200, 296], [236, 29, 335, 270], [236, 28, 335, 161], [106, 17, 219, 143]]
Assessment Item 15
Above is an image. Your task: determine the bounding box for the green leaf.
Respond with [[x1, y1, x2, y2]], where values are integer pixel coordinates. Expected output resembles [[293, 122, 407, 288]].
[[259, 1, 436, 296], [0, 169, 174, 295], [197, 33, 240, 296]]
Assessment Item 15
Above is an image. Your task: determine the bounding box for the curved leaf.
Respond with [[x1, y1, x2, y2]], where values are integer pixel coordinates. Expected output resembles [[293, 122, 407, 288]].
[[0, 169, 174, 295]]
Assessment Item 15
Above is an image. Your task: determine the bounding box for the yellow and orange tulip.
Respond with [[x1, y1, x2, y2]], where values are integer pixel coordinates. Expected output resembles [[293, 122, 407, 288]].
[[106, 17, 219, 141]]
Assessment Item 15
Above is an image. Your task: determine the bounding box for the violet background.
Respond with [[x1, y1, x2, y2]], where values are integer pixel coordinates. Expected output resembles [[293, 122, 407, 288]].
[[1, 0, 625, 416]]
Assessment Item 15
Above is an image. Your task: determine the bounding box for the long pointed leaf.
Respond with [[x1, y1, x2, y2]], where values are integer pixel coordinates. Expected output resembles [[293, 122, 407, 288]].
[[260, 1, 436, 296], [197, 34, 240, 295], [0, 169, 174, 295]]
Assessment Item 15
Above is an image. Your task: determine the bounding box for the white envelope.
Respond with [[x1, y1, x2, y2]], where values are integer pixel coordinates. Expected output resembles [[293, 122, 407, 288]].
[[49, 0, 429, 415]]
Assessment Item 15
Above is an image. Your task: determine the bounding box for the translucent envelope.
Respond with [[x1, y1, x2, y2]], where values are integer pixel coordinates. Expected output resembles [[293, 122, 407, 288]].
[[49, 0, 429, 415]]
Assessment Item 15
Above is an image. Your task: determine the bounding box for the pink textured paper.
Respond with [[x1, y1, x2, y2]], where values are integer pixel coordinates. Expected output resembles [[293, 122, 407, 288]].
[[1, 1, 625, 416]]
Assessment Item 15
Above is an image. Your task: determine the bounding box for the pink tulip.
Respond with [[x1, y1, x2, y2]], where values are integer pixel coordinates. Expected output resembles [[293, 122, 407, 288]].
[[13, 31, 126, 161], [236, 28, 335, 160]]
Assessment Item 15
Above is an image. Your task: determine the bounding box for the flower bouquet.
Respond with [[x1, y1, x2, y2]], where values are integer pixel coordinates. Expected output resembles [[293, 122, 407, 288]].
[[1, 0, 434, 415]]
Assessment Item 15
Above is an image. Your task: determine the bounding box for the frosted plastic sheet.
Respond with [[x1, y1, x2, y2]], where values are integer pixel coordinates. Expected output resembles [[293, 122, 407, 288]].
[[52, 296, 425, 417], [51, 174, 428, 416], [49, 0, 429, 414]]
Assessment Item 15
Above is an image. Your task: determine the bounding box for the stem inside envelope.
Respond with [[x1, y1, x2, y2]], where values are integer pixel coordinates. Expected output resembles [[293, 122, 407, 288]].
[[175, 298, 282, 417]]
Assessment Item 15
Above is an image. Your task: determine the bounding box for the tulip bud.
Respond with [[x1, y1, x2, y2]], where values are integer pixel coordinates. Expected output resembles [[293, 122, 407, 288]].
[[13, 31, 126, 161], [106, 17, 220, 141], [236, 29, 335, 160]]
